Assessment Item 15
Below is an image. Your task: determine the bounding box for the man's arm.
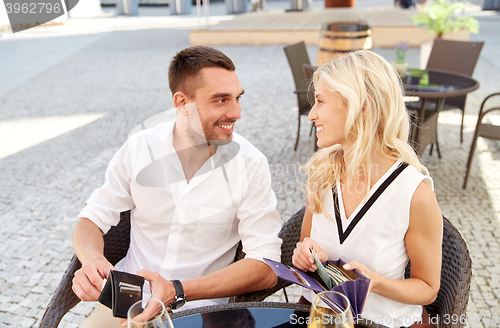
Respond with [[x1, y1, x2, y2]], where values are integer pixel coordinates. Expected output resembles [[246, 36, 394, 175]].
[[133, 259, 277, 323], [72, 217, 115, 302]]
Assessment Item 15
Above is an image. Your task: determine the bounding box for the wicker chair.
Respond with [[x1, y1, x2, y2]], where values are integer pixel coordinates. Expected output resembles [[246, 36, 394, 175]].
[[405, 216, 472, 328], [38, 208, 306, 327]]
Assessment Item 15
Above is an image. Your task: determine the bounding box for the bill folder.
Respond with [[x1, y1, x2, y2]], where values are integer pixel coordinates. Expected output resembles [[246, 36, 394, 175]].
[[263, 258, 370, 319]]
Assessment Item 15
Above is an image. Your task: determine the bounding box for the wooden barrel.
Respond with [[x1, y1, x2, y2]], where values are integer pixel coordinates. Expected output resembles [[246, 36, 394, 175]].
[[316, 21, 373, 65]]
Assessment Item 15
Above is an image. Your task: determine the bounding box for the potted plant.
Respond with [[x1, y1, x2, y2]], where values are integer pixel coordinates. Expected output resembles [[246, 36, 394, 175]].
[[393, 41, 409, 77], [411, 0, 479, 68], [411, 0, 479, 38]]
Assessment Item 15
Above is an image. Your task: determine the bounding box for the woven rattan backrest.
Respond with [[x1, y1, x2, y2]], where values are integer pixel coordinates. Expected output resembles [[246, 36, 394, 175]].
[[426, 39, 483, 76], [405, 216, 472, 328], [284, 42, 312, 115], [233, 207, 305, 302], [302, 63, 316, 108], [103, 210, 131, 265], [426, 39, 484, 110]]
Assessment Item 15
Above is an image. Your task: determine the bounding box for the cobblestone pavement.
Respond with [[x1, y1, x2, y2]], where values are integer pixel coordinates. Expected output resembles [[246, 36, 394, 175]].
[[0, 5, 499, 327]]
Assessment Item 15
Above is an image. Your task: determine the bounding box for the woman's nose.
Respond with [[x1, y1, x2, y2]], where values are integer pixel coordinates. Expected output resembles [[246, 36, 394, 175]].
[[308, 105, 318, 122]]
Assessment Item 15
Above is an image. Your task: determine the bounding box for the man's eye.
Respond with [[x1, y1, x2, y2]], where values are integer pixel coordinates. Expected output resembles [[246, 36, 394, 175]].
[[217, 99, 226, 104]]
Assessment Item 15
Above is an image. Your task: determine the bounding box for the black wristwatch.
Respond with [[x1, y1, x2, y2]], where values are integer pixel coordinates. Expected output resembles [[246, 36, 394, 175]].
[[170, 280, 186, 310]]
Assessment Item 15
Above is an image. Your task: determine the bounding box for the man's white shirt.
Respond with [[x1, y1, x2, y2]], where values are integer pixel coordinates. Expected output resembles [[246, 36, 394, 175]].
[[79, 121, 282, 310]]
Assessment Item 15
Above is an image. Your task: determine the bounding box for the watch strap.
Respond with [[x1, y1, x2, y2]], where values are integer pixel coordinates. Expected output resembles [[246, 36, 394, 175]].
[[171, 280, 186, 310], [172, 280, 184, 298]]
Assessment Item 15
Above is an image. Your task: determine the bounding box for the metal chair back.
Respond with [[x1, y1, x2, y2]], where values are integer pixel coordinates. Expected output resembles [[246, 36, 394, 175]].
[[463, 92, 500, 189]]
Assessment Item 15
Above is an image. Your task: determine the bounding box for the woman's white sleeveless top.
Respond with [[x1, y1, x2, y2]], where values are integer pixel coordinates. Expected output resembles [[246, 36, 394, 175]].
[[303, 160, 433, 328]]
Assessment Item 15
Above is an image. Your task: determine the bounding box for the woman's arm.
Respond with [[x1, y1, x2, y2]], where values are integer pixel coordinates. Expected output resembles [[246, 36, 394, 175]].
[[345, 181, 443, 305], [300, 204, 313, 241]]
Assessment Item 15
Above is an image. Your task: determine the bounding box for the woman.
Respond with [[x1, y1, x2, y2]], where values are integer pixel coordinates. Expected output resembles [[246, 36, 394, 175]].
[[292, 50, 442, 328]]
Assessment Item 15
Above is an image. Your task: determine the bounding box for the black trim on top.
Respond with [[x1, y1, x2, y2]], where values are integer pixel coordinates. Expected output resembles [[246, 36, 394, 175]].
[[333, 162, 409, 244]]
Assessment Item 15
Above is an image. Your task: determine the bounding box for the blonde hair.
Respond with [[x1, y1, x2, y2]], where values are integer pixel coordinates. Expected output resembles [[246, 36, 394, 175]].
[[303, 50, 427, 215]]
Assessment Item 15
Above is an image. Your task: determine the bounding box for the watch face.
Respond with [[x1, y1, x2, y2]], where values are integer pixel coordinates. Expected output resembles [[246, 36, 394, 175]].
[[171, 297, 186, 310]]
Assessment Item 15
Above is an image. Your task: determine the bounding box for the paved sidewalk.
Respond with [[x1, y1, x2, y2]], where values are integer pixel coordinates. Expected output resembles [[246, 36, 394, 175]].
[[0, 2, 499, 327]]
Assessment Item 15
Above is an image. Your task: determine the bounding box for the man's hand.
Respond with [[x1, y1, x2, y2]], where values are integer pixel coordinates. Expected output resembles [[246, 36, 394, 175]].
[[292, 237, 328, 272], [72, 259, 115, 302], [118, 270, 176, 327]]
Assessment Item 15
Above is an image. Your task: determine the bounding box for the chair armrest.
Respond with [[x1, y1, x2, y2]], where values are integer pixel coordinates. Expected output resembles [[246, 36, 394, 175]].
[[294, 89, 308, 94], [38, 255, 82, 328], [479, 92, 500, 115]]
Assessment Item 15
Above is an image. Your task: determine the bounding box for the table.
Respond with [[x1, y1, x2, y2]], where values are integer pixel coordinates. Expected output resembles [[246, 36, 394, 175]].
[[404, 68, 479, 156], [170, 302, 388, 328]]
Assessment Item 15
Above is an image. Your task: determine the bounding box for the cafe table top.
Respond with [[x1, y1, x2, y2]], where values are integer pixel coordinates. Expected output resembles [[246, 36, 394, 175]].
[[403, 68, 479, 153], [170, 301, 389, 328], [403, 68, 479, 100]]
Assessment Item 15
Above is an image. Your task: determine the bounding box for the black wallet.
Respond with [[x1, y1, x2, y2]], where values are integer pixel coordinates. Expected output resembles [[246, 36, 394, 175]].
[[97, 270, 145, 318]]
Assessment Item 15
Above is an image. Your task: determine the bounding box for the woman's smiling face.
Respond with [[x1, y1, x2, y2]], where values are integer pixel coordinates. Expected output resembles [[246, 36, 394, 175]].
[[308, 78, 351, 149]]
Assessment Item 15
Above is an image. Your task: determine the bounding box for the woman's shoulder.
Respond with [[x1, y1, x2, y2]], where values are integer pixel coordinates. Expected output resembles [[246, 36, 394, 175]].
[[411, 180, 437, 208], [409, 179, 442, 230], [402, 162, 434, 191]]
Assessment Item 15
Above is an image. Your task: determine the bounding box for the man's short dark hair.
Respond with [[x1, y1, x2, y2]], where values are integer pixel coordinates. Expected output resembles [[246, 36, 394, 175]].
[[168, 46, 236, 98]]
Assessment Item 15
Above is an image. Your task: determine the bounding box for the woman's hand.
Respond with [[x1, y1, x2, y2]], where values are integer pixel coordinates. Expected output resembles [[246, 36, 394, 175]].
[[342, 261, 379, 295], [292, 237, 328, 272]]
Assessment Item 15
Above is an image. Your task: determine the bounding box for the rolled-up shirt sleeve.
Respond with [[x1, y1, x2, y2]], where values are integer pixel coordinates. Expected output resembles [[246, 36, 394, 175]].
[[237, 155, 282, 263], [78, 139, 135, 234]]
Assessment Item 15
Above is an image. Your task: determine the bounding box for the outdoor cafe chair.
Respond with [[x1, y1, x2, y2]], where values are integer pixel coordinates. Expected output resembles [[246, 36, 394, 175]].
[[463, 92, 500, 189], [38, 208, 305, 327], [407, 39, 484, 154], [284, 41, 316, 151]]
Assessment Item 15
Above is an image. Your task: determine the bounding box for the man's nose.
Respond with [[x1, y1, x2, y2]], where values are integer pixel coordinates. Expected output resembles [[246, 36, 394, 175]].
[[227, 100, 242, 120]]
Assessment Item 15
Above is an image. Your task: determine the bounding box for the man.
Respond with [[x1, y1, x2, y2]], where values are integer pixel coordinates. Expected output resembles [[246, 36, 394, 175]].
[[72, 46, 282, 327]]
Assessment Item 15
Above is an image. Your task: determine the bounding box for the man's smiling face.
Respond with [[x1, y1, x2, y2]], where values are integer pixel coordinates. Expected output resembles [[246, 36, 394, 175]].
[[186, 67, 244, 145]]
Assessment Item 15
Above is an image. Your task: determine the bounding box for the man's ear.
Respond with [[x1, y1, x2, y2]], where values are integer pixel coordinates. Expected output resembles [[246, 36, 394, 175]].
[[173, 92, 188, 115]]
